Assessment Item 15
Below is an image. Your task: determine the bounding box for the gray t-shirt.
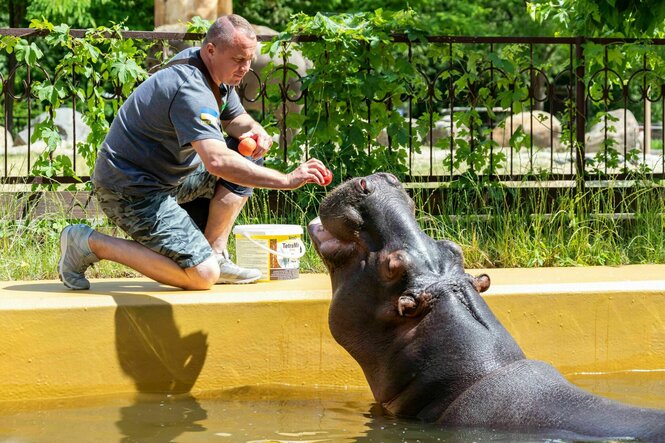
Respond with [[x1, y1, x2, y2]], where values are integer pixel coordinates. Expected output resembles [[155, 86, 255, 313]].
[[92, 47, 246, 194]]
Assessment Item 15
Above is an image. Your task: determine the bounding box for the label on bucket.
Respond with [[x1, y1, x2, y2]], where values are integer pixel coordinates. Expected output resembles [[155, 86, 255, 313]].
[[233, 225, 304, 282], [270, 238, 300, 279]]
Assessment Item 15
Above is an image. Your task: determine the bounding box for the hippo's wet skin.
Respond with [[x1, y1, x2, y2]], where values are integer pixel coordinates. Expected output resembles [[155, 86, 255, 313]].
[[308, 173, 665, 440]]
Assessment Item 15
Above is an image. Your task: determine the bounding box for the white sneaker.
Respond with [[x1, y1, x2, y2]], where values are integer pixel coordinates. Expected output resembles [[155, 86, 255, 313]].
[[58, 224, 100, 290], [215, 251, 261, 284]]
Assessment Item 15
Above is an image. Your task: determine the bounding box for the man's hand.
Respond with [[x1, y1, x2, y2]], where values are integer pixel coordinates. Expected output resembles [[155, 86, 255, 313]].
[[224, 113, 273, 159], [285, 158, 330, 189], [238, 130, 271, 159]]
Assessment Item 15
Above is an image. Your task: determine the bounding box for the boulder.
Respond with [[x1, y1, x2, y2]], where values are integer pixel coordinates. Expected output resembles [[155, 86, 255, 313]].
[[491, 110, 561, 150], [378, 115, 469, 147], [585, 109, 640, 153], [15, 107, 91, 146], [0, 126, 14, 149]]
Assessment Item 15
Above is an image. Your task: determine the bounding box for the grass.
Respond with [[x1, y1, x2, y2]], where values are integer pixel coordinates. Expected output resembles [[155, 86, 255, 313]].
[[414, 180, 665, 268], [1, 180, 664, 281], [0, 218, 143, 281]]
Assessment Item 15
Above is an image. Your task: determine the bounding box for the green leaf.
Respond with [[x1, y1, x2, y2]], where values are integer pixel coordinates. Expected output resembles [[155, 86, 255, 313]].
[[0, 36, 20, 53], [46, 23, 71, 47], [186, 16, 212, 34], [487, 52, 515, 74], [111, 57, 146, 84], [29, 18, 55, 31], [16, 41, 44, 64], [35, 83, 66, 106]]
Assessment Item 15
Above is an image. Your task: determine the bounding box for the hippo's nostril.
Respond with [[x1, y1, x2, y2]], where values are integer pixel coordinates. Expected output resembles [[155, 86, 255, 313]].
[[397, 295, 418, 317], [357, 178, 372, 194]]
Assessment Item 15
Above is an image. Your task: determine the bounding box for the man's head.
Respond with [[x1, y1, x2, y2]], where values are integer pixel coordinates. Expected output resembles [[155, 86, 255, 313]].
[[201, 15, 257, 86]]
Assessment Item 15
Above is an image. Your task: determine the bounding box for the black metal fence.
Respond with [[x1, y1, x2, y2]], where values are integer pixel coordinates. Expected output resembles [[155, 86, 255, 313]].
[[2, 28, 665, 187]]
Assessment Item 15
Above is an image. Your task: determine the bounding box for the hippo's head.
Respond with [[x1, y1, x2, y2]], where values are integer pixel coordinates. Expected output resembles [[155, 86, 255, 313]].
[[308, 173, 524, 421]]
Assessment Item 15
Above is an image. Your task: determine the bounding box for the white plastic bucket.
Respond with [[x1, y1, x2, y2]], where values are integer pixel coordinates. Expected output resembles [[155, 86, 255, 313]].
[[232, 224, 306, 282]]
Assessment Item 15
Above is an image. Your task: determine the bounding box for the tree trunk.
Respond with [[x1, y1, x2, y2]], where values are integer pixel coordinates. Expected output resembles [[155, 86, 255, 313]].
[[154, 0, 223, 28], [217, 0, 233, 15]]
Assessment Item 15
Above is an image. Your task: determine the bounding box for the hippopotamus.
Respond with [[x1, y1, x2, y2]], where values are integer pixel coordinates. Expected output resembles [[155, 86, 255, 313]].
[[307, 172, 665, 440]]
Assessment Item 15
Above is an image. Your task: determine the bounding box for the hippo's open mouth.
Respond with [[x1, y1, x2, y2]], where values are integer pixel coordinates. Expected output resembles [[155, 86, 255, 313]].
[[307, 217, 361, 266], [307, 216, 330, 251]]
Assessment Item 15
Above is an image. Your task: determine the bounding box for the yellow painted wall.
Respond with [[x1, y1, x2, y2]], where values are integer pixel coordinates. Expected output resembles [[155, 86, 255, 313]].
[[2, 266, 665, 407]]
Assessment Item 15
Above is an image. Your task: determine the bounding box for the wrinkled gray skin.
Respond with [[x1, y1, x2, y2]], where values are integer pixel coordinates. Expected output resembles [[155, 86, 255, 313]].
[[308, 172, 665, 441]]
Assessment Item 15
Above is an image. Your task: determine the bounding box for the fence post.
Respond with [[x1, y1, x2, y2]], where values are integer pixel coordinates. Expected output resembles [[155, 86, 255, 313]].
[[575, 37, 586, 192]]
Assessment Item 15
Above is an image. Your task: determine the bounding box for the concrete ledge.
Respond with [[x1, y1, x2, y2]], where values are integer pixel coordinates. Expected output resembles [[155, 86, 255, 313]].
[[2, 265, 665, 405]]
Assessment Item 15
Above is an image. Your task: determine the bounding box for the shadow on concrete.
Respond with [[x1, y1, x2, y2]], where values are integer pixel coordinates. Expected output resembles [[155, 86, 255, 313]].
[[110, 290, 210, 441], [5, 280, 210, 426], [4, 280, 210, 393], [3, 280, 210, 390], [4, 280, 181, 294], [110, 293, 208, 394]]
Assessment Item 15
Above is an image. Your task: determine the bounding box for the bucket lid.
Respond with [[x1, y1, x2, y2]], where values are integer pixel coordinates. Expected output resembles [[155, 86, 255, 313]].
[[233, 224, 303, 236]]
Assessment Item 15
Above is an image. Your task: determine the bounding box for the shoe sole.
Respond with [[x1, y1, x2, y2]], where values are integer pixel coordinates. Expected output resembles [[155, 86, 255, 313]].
[[58, 226, 89, 290], [216, 276, 261, 284]]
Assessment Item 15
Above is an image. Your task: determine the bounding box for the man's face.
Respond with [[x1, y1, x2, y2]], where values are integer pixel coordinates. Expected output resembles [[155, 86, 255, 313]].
[[209, 31, 257, 86]]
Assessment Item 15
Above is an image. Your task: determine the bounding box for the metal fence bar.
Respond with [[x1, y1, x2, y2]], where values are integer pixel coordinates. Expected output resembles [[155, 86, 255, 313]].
[[575, 37, 586, 190]]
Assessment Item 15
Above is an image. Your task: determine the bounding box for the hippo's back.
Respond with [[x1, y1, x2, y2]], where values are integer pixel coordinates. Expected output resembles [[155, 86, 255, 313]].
[[439, 359, 665, 440]]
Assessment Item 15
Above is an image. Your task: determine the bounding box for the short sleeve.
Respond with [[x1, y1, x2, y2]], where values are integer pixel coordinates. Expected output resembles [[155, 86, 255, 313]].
[[170, 72, 225, 147]]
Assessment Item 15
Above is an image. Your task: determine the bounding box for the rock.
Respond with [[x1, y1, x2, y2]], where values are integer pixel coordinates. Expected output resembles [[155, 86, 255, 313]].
[[492, 110, 561, 150], [427, 115, 469, 145], [377, 115, 469, 147], [585, 109, 640, 153], [15, 107, 91, 146], [0, 126, 14, 149]]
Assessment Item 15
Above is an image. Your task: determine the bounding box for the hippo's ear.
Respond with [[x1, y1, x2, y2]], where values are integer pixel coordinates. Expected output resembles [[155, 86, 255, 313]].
[[472, 274, 491, 293], [378, 250, 409, 283]]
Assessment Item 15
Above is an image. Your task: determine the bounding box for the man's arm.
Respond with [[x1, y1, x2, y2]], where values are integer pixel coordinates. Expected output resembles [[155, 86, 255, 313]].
[[192, 138, 325, 190], [222, 113, 272, 159]]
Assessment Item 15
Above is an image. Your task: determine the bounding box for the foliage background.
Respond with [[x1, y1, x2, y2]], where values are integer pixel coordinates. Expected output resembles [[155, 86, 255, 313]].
[[1, 0, 552, 35], [1, 1, 665, 281]]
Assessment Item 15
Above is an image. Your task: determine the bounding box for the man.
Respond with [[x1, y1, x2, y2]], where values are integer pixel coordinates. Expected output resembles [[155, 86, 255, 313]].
[[58, 15, 328, 290]]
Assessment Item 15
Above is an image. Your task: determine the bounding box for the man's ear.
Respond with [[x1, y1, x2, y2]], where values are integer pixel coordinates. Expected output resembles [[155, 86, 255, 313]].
[[203, 41, 215, 57]]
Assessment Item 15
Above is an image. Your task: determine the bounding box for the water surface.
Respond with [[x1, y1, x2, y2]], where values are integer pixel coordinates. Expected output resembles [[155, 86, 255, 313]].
[[1, 371, 663, 442]]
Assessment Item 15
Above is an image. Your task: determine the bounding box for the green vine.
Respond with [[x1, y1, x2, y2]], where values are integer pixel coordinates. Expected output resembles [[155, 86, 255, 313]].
[[2, 19, 148, 190]]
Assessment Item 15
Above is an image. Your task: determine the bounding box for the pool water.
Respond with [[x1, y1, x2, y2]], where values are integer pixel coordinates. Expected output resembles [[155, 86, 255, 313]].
[[1, 371, 664, 442]]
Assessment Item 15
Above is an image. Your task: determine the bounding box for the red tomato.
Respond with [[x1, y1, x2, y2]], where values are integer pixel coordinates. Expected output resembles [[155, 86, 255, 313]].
[[322, 168, 333, 186], [238, 137, 257, 156]]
